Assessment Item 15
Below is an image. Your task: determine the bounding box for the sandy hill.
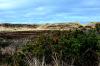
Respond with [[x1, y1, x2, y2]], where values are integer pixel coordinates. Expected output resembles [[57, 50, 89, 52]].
[[0, 22, 99, 31]]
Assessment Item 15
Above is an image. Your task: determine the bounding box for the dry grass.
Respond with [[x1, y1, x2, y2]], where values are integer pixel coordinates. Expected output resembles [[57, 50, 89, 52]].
[[0, 23, 97, 31]]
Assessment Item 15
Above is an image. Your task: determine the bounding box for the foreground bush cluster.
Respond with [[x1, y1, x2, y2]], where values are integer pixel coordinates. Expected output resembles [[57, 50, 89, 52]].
[[0, 29, 100, 66]]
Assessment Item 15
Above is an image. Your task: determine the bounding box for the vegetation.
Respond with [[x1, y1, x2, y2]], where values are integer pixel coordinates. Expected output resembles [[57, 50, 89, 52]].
[[0, 37, 11, 65], [0, 23, 100, 66], [95, 23, 100, 33]]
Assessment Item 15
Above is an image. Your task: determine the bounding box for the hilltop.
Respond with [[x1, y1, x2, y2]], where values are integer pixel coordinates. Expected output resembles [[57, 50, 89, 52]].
[[0, 22, 99, 31]]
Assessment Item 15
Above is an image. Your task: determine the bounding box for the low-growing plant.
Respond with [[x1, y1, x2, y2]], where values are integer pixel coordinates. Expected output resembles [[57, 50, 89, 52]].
[[1, 29, 100, 66]]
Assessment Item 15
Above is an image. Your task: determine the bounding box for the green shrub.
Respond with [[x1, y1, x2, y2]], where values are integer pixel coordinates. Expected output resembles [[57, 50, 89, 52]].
[[3, 29, 99, 66], [95, 23, 100, 33]]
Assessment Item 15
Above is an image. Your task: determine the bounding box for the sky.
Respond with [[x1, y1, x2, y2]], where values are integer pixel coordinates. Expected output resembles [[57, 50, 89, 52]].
[[0, 0, 100, 24]]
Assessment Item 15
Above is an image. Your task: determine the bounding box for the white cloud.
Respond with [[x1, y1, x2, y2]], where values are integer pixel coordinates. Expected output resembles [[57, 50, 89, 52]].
[[24, 6, 54, 17], [0, 0, 35, 10]]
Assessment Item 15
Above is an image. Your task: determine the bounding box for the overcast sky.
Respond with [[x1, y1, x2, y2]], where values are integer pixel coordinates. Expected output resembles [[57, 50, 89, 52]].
[[0, 0, 100, 24]]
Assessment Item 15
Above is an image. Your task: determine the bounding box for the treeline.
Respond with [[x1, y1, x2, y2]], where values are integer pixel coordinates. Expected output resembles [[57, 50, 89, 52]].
[[0, 23, 38, 28]]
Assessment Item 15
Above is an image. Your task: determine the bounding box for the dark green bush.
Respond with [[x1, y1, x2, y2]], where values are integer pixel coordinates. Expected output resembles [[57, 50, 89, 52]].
[[12, 30, 99, 66], [1, 29, 99, 66]]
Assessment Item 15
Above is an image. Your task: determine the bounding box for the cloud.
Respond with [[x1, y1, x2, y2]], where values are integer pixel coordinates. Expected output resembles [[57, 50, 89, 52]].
[[0, 0, 36, 10]]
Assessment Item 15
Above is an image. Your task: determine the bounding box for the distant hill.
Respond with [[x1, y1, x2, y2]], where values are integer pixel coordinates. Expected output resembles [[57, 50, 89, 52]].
[[0, 22, 99, 31]]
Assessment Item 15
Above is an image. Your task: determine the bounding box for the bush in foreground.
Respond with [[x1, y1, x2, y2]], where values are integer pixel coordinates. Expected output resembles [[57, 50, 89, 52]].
[[6, 30, 99, 66]]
